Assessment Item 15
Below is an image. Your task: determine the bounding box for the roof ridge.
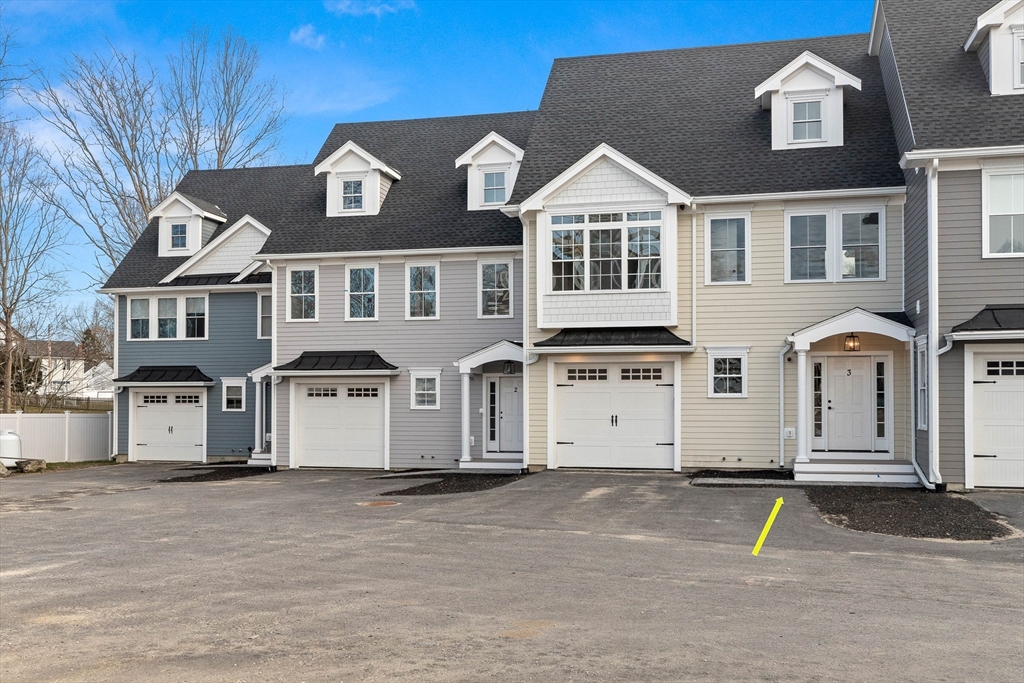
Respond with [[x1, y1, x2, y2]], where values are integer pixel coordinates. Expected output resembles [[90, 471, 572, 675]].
[[325, 110, 537, 130]]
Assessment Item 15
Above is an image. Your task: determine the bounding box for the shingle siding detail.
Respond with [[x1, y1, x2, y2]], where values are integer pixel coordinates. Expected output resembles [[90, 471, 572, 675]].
[[547, 159, 665, 206]]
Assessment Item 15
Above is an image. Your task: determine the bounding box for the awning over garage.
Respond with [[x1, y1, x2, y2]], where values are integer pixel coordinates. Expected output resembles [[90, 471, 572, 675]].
[[114, 365, 214, 386], [534, 327, 692, 353], [273, 351, 399, 375], [951, 305, 1024, 340]]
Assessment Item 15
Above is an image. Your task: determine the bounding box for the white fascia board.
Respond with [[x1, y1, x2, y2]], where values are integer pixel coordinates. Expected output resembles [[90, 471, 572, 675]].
[[313, 140, 401, 180], [900, 145, 1024, 168], [98, 283, 270, 295], [455, 131, 525, 168], [949, 330, 1024, 340], [159, 215, 272, 284], [754, 51, 863, 99], [231, 259, 268, 283], [256, 244, 523, 261], [867, 0, 886, 56], [787, 307, 915, 351], [964, 0, 1020, 50], [692, 185, 906, 205], [248, 362, 275, 380], [148, 191, 227, 223], [500, 205, 521, 218], [266, 369, 401, 377], [519, 143, 692, 213], [529, 345, 696, 354]]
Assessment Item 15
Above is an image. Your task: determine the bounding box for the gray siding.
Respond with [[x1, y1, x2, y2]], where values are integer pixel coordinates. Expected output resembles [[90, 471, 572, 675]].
[[274, 255, 523, 469], [902, 168, 930, 473], [938, 343, 965, 484], [978, 37, 991, 86], [878, 26, 916, 154], [116, 291, 271, 456]]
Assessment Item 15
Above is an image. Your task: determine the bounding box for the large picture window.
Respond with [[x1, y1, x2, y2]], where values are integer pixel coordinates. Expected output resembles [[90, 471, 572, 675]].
[[289, 269, 317, 321], [785, 208, 885, 282], [984, 171, 1024, 257], [550, 211, 662, 292], [347, 266, 377, 320]]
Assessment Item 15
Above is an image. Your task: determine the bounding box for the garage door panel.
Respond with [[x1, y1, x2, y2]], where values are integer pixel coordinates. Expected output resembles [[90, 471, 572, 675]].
[[973, 352, 1024, 488], [296, 383, 385, 468], [134, 393, 204, 462]]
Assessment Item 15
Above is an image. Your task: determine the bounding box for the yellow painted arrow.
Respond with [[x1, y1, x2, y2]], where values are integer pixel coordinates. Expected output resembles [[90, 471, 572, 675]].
[[751, 497, 784, 556]]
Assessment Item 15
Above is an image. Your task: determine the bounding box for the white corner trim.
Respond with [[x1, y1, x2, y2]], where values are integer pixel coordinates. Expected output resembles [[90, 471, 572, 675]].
[[754, 50, 862, 99], [314, 140, 401, 179], [456, 131, 525, 168]]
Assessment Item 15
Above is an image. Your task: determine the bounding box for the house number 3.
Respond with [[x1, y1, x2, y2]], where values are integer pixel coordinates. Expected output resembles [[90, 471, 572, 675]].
[[847, 369, 852, 376]]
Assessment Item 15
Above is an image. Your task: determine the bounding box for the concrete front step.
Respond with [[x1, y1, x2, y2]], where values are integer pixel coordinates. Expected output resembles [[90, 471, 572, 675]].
[[794, 459, 919, 485], [458, 458, 524, 471]]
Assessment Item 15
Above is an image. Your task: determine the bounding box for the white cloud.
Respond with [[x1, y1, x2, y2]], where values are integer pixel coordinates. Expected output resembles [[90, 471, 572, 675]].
[[324, 0, 416, 18], [289, 24, 327, 50]]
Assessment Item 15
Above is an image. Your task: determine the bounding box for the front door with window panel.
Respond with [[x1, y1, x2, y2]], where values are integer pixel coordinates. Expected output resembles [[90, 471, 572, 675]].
[[133, 391, 205, 462], [826, 357, 873, 451], [497, 377, 523, 452]]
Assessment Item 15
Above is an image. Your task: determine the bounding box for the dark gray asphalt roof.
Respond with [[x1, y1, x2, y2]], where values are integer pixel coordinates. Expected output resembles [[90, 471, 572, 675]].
[[872, 310, 914, 327], [177, 192, 227, 218], [534, 327, 692, 347], [952, 305, 1024, 332], [274, 351, 398, 372], [881, 0, 1024, 150], [511, 33, 904, 203], [259, 111, 536, 255], [113, 366, 214, 384]]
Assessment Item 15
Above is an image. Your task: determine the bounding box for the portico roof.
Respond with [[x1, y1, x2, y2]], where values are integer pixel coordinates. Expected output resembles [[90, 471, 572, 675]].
[[787, 308, 915, 351]]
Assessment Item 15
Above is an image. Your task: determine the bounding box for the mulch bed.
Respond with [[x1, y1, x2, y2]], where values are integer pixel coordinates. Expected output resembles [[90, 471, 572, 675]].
[[158, 467, 275, 483], [689, 469, 794, 480], [380, 473, 529, 496], [804, 486, 1015, 540]]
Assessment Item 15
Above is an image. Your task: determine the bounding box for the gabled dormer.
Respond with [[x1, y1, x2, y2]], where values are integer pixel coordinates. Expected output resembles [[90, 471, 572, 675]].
[[456, 131, 525, 211], [964, 0, 1024, 96], [149, 192, 228, 258], [755, 51, 862, 151], [313, 140, 401, 217]]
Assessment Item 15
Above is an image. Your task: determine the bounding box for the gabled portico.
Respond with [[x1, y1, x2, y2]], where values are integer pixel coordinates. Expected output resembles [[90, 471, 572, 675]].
[[455, 340, 525, 471]]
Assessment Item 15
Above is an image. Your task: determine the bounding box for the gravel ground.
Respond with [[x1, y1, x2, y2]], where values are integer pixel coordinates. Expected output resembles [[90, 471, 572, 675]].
[[157, 466, 275, 483], [688, 468, 794, 480], [380, 472, 530, 495], [804, 486, 1016, 540]]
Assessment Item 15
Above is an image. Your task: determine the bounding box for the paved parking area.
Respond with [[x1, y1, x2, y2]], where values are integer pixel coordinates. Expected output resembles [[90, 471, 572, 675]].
[[1, 464, 1022, 682]]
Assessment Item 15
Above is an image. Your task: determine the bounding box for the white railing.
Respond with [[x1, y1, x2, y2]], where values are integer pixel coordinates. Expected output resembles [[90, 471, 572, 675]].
[[0, 411, 113, 462]]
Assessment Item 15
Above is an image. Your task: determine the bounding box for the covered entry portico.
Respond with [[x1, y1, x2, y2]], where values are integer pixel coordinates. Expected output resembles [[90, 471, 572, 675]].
[[788, 308, 918, 484], [456, 340, 525, 471]]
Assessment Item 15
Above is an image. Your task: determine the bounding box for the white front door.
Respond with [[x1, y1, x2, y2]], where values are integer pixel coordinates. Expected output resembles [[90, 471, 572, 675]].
[[296, 382, 385, 468], [973, 354, 1024, 488], [827, 356, 872, 451], [133, 391, 205, 462], [554, 363, 674, 469], [498, 376, 523, 452]]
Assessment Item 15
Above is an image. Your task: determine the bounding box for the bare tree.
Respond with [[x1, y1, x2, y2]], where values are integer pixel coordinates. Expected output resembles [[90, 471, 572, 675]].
[[0, 122, 67, 412]]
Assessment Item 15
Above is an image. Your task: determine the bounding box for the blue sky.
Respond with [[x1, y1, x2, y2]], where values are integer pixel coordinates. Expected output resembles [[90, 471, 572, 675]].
[[5, 0, 875, 305]]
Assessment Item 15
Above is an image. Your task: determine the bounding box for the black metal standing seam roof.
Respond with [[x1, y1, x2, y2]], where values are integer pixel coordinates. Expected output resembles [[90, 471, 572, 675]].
[[163, 272, 272, 288], [113, 366, 214, 383], [881, 0, 1024, 150], [273, 351, 399, 372], [952, 305, 1024, 332], [534, 327, 692, 347], [511, 33, 904, 204]]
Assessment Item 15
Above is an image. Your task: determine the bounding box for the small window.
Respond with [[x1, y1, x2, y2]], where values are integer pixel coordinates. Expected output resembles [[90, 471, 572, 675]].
[[130, 299, 150, 339], [307, 387, 338, 398], [916, 341, 928, 430], [170, 223, 188, 249], [289, 269, 316, 320], [876, 361, 886, 439], [347, 266, 376, 320], [480, 262, 511, 317], [987, 360, 1024, 376], [185, 297, 206, 338], [707, 347, 748, 398], [157, 297, 177, 339], [566, 368, 607, 381], [708, 216, 749, 284], [621, 368, 663, 381], [408, 264, 438, 319], [259, 294, 272, 338], [813, 361, 823, 437], [342, 179, 363, 210], [552, 229, 584, 291], [793, 100, 822, 141], [588, 213, 622, 223], [789, 214, 828, 281], [551, 214, 585, 225], [483, 171, 505, 204], [410, 369, 441, 409], [841, 212, 881, 279], [985, 172, 1024, 257], [175, 395, 201, 404], [488, 381, 497, 442], [347, 387, 379, 398], [222, 379, 245, 412], [589, 229, 622, 290], [142, 395, 167, 404]]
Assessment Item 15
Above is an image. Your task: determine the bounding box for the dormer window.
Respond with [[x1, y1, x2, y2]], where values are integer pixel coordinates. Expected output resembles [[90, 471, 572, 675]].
[[792, 100, 823, 141], [963, 0, 1024, 95], [342, 179, 364, 210], [170, 223, 188, 249], [484, 171, 506, 204], [149, 192, 227, 258], [456, 132, 525, 211], [314, 140, 401, 217]]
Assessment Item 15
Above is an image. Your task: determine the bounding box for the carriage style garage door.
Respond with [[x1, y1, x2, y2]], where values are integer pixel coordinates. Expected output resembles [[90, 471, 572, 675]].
[[554, 362, 674, 469], [295, 382, 385, 468], [133, 391, 205, 462], [973, 354, 1024, 488]]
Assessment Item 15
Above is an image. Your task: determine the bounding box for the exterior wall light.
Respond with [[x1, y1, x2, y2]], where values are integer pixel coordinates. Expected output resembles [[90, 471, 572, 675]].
[[844, 333, 861, 352]]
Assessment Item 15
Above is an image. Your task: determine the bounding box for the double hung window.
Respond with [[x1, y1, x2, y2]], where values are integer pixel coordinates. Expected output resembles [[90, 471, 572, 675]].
[[342, 179, 363, 210], [157, 298, 177, 338], [841, 212, 881, 279], [408, 264, 438, 319], [916, 340, 928, 430], [483, 171, 506, 204], [984, 171, 1024, 257], [258, 294, 272, 338], [289, 269, 317, 320], [789, 214, 828, 281], [480, 261, 511, 317], [185, 297, 206, 337], [347, 266, 377, 320], [550, 211, 662, 292], [130, 299, 149, 339], [222, 378, 245, 412], [785, 209, 884, 282], [708, 216, 748, 284], [410, 369, 441, 409], [792, 100, 823, 141], [170, 223, 188, 249], [128, 294, 207, 340]]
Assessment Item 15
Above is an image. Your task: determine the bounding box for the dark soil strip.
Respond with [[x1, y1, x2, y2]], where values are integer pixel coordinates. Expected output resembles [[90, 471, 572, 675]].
[[804, 486, 1014, 540], [159, 467, 275, 483], [382, 473, 529, 496], [689, 468, 793, 480]]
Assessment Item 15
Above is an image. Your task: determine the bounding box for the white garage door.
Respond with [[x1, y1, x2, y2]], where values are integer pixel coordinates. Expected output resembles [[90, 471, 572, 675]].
[[134, 391, 205, 462], [555, 363, 674, 469], [296, 383, 385, 468], [973, 355, 1024, 488]]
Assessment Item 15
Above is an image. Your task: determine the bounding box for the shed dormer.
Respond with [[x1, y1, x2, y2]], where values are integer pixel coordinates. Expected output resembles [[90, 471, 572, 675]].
[[755, 51, 862, 151], [456, 131, 525, 211], [314, 141, 402, 217], [964, 0, 1024, 96], [149, 192, 228, 258]]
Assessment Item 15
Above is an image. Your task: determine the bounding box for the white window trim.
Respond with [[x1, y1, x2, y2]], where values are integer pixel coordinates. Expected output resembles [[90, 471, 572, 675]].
[[126, 293, 209, 341], [1013, 28, 1024, 90], [406, 261, 440, 320], [783, 207, 887, 283], [409, 367, 441, 410], [478, 258, 514, 319], [169, 218, 190, 251], [480, 165, 510, 206], [222, 377, 246, 412], [705, 345, 750, 398], [257, 293, 272, 339], [286, 265, 319, 322], [981, 166, 1024, 258], [916, 337, 928, 430], [786, 90, 829, 145], [345, 262, 379, 322], [704, 211, 752, 286], [336, 172, 367, 213]]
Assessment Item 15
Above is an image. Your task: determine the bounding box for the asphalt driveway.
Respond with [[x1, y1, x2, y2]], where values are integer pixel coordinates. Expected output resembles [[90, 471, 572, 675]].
[[1, 464, 1021, 682]]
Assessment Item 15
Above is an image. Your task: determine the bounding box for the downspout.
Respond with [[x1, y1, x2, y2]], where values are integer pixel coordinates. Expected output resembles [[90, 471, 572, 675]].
[[927, 158, 943, 486], [778, 343, 792, 468]]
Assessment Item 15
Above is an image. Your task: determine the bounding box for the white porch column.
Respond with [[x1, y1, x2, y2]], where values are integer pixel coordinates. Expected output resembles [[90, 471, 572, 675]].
[[460, 371, 472, 462], [253, 380, 263, 453], [796, 349, 810, 464]]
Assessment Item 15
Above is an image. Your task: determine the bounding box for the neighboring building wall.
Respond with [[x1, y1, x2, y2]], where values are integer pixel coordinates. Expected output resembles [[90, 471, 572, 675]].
[[877, 25, 916, 154], [116, 290, 271, 456], [273, 255, 523, 469]]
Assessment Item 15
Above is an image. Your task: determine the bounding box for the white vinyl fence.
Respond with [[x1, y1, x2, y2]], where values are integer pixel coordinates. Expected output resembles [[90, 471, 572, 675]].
[[0, 411, 113, 462]]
